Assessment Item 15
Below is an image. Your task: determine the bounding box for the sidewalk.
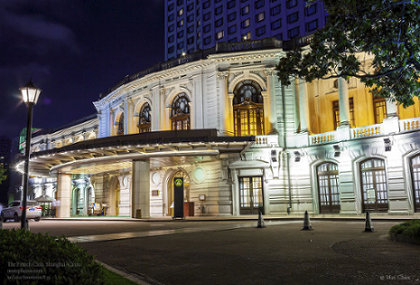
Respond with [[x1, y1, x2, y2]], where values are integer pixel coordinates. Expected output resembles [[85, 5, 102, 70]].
[[42, 213, 420, 222]]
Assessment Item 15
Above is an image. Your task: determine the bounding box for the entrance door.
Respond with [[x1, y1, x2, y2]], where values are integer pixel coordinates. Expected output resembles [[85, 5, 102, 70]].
[[173, 177, 184, 218], [317, 162, 340, 213], [239, 176, 264, 215], [411, 154, 420, 212], [360, 158, 388, 212]]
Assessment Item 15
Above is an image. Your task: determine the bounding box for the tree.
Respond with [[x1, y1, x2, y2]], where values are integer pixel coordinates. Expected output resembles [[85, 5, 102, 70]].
[[0, 163, 6, 185], [277, 0, 419, 107]]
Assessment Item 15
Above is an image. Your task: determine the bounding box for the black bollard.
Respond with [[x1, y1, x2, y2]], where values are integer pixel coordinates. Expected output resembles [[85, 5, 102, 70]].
[[301, 210, 312, 230], [257, 210, 265, 228], [364, 211, 374, 232]]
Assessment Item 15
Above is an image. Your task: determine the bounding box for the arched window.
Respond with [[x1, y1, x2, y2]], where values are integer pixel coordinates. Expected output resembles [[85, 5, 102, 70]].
[[410, 154, 420, 212], [317, 162, 340, 213], [360, 158, 388, 212], [171, 93, 190, 130], [117, 113, 124, 136], [233, 80, 264, 136], [138, 103, 151, 133]]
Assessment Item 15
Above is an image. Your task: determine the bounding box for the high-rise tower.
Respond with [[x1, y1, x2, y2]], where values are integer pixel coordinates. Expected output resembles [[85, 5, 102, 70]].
[[164, 0, 327, 60]]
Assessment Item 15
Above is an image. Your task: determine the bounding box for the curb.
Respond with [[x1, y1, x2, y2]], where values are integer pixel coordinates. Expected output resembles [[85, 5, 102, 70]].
[[97, 260, 163, 285]]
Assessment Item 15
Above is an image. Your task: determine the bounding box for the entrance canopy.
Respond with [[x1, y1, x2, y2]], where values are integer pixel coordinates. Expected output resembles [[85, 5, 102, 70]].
[[16, 129, 254, 176]]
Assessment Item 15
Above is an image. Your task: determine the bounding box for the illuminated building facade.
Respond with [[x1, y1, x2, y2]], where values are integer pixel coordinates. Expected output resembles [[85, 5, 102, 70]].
[[21, 39, 420, 217]]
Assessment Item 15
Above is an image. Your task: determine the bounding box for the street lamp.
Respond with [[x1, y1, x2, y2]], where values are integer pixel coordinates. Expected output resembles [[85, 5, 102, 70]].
[[19, 80, 41, 230]]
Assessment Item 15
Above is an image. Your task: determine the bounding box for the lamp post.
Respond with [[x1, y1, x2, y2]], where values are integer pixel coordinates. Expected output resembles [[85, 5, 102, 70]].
[[19, 80, 41, 230]]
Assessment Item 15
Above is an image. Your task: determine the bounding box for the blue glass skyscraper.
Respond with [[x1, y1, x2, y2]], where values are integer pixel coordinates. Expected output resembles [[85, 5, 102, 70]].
[[165, 0, 327, 60]]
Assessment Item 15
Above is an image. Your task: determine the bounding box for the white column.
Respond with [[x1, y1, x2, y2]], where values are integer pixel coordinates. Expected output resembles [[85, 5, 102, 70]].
[[338, 77, 350, 126], [231, 169, 240, 216], [132, 160, 150, 218], [56, 173, 72, 218], [217, 72, 228, 134], [151, 86, 160, 131], [298, 78, 309, 132], [123, 99, 129, 135], [192, 75, 204, 129]]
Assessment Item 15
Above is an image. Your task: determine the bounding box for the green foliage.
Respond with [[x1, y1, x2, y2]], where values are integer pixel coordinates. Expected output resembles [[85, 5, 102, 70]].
[[0, 229, 104, 284], [102, 267, 138, 285], [0, 163, 7, 185], [277, 0, 420, 107], [389, 219, 420, 242]]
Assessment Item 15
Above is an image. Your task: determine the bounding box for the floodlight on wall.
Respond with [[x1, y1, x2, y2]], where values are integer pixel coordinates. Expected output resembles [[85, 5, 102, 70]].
[[333, 144, 341, 157], [271, 150, 277, 162], [294, 151, 301, 162], [384, 138, 392, 152]]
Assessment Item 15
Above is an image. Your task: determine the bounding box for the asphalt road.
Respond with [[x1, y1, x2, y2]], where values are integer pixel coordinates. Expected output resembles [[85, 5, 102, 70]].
[[3, 220, 420, 284]]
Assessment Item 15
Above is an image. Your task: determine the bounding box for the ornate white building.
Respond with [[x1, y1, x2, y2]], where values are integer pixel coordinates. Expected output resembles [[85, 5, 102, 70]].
[[19, 39, 420, 218]]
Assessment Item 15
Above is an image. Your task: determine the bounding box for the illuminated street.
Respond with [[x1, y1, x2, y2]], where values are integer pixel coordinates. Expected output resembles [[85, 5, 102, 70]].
[[3, 220, 420, 284]]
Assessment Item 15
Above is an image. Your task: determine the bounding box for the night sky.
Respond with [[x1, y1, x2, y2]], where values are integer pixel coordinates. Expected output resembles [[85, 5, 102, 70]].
[[0, 0, 164, 144]]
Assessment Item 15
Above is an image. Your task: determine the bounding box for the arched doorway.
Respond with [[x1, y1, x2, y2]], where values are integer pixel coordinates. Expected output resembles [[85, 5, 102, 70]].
[[316, 162, 340, 213], [410, 154, 420, 212], [108, 176, 120, 216], [360, 158, 388, 212], [167, 170, 190, 217], [233, 80, 265, 136]]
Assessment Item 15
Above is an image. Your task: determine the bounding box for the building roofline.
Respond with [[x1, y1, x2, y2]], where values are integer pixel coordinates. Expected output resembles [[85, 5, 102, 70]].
[[99, 36, 312, 99]]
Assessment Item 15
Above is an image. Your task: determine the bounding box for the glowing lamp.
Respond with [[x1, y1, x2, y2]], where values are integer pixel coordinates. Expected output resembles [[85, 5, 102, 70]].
[[20, 80, 42, 104]]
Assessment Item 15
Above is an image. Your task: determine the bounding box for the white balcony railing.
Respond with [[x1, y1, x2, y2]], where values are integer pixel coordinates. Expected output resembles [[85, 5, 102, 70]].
[[351, 124, 382, 139], [399, 118, 420, 132], [254, 135, 279, 146], [309, 131, 336, 145]]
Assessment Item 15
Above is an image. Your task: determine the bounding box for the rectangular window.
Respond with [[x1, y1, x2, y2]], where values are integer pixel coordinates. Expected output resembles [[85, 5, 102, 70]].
[[242, 31, 251, 40], [203, 12, 211, 21], [177, 42, 184, 49], [187, 3, 194, 11], [203, 24, 211, 33], [255, 0, 264, 9], [215, 18, 223, 27], [288, 26, 299, 38], [178, 9, 184, 16], [333, 98, 355, 129], [373, 97, 387, 124], [270, 5, 281, 16], [187, 37, 194, 44], [228, 25, 237, 34], [256, 12, 265, 22], [177, 30, 184, 38], [168, 14, 175, 21], [287, 12, 298, 24], [168, 35, 175, 43], [271, 19, 281, 30], [215, 6, 223, 15], [305, 4, 317, 16], [256, 26, 266, 36], [228, 12, 237, 22], [177, 19, 184, 27], [168, 46, 175, 53], [204, 36, 212, 45], [203, 0, 210, 9], [177, 0, 183, 5], [241, 18, 250, 28], [187, 14, 194, 23], [305, 19, 318, 32], [187, 25, 194, 33], [286, 0, 297, 9], [241, 5, 250, 15], [216, 30, 224, 40], [227, 0, 236, 9], [168, 3, 174, 11], [168, 24, 175, 32], [228, 37, 237, 42]]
